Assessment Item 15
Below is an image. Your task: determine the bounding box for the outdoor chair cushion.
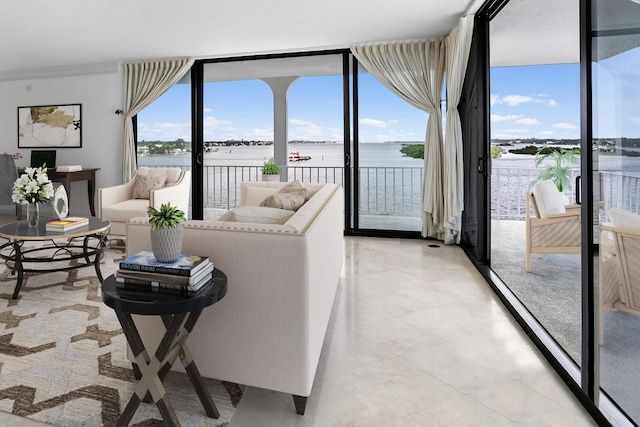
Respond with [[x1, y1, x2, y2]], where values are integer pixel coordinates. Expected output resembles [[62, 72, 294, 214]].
[[532, 179, 569, 218], [608, 208, 640, 231]]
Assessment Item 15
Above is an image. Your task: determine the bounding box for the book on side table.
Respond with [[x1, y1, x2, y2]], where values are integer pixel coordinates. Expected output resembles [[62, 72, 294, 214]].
[[117, 251, 213, 294], [119, 251, 210, 277], [46, 216, 89, 232]]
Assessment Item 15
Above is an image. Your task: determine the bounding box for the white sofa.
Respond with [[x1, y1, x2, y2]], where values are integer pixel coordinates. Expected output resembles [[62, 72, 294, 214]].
[[124, 182, 344, 414], [98, 167, 191, 237]]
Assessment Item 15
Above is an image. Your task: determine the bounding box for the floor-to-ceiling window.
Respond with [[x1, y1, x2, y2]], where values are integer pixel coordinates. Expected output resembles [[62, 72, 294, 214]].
[[464, 0, 640, 424], [592, 0, 640, 422], [354, 64, 426, 232], [489, 0, 583, 365]]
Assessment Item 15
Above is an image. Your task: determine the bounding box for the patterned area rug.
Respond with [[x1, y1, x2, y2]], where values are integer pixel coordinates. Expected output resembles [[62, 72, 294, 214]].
[[0, 240, 244, 426]]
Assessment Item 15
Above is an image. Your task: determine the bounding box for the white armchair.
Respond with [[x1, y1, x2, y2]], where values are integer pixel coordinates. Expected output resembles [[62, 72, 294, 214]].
[[98, 167, 190, 237]]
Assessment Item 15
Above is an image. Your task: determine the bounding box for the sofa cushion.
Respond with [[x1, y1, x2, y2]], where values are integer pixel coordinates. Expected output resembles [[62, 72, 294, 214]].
[[244, 186, 279, 206], [133, 174, 167, 199], [260, 191, 306, 211], [609, 208, 640, 231], [218, 206, 295, 224], [532, 180, 567, 218], [259, 181, 307, 211]]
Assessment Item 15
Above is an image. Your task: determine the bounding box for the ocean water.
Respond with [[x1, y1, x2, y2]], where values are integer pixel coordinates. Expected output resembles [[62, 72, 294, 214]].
[[138, 142, 423, 168], [138, 142, 640, 218]]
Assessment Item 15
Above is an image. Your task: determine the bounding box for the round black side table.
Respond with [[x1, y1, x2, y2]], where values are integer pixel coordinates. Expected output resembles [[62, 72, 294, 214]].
[[101, 269, 227, 427]]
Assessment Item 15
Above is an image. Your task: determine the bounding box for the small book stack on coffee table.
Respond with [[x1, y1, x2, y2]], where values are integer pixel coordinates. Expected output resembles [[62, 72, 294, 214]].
[[116, 251, 213, 294]]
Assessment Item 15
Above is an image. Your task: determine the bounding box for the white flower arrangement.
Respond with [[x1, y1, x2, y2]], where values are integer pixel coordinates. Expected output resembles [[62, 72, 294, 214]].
[[12, 165, 55, 204]]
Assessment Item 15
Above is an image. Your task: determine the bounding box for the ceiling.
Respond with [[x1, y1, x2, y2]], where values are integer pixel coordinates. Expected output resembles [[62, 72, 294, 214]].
[[0, 0, 478, 80]]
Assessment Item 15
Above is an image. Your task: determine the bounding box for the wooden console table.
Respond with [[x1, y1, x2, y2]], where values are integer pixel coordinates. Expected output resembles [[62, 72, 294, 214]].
[[47, 168, 100, 216]]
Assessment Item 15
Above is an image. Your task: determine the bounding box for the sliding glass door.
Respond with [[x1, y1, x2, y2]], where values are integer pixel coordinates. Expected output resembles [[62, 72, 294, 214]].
[[592, 0, 640, 421]]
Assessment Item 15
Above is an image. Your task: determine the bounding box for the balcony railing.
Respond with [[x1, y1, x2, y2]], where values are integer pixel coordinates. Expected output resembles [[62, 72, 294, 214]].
[[141, 163, 640, 222], [491, 167, 640, 220], [143, 164, 423, 218]]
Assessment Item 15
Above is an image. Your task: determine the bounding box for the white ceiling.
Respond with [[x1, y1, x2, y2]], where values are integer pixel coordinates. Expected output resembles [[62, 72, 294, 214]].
[[1, 0, 477, 79], [490, 0, 579, 67]]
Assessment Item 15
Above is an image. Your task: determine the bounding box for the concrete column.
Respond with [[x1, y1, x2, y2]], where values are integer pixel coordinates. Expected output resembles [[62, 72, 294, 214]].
[[262, 77, 298, 181]]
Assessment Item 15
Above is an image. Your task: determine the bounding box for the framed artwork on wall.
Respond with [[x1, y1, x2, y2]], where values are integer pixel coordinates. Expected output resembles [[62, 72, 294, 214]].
[[17, 104, 82, 148]]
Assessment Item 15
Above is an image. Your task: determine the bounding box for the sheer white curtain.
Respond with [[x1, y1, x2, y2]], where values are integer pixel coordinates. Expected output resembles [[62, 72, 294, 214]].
[[351, 40, 446, 238], [122, 58, 194, 182], [443, 15, 474, 244]]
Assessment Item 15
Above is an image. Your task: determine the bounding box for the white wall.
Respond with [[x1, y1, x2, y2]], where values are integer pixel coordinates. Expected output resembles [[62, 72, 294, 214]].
[[0, 69, 125, 215]]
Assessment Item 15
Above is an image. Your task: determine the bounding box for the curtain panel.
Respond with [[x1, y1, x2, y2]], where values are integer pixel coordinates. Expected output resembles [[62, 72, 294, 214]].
[[352, 40, 446, 239], [122, 58, 194, 182], [443, 15, 474, 244]]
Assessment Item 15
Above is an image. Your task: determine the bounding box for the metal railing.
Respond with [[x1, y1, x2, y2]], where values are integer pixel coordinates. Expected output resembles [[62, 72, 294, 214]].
[[142, 164, 423, 217], [491, 167, 640, 220], [140, 163, 640, 221]]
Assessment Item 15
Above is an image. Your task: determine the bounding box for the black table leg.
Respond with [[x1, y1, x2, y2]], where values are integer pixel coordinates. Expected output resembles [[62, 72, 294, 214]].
[[10, 241, 24, 300], [115, 310, 219, 426]]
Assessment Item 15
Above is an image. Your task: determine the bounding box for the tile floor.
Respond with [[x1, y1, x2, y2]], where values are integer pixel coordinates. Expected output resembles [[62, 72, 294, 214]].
[[0, 235, 597, 426]]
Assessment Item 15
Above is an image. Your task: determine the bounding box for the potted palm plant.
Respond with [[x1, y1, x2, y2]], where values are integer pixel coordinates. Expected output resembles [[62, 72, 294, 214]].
[[262, 157, 281, 182], [531, 147, 580, 192], [147, 202, 186, 262]]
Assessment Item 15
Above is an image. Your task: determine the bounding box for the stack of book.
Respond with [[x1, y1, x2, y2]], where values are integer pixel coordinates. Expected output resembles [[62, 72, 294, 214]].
[[46, 216, 89, 232], [115, 251, 213, 295]]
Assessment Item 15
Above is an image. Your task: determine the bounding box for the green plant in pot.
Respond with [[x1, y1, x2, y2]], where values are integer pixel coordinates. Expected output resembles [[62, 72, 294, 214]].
[[262, 156, 281, 182], [147, 202, 186, 262], [531, 147, 580, 192]]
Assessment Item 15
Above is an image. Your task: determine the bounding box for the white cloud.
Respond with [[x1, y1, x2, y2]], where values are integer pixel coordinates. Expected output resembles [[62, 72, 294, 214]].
[[137, 121, 191, 141], [546, 100, 558, 107], [515, 118, 540, 125], [491, 114, 521, 122], [490, 94, 502, 106], [553, 122, 578, 129], [537, 130, 555, 136], [502, 95, 533, 106], [359, 118, 389, 128]]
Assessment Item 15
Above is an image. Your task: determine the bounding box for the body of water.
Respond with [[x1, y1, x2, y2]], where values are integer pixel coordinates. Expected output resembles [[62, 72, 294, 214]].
[[138, 142, 423, 168]]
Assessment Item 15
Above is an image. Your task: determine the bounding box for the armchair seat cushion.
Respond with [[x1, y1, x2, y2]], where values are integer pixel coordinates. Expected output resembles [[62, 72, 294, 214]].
[[102, 199, 151, 223]]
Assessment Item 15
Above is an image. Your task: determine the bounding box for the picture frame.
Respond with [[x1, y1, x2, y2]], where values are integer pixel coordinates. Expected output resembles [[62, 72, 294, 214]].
[[18, 104, 82, 148]]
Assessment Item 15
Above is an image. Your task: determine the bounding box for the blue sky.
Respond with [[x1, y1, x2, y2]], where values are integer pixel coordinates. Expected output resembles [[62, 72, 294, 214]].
[[137, 59, 637, 143], [137, 73, 428, 143], [490, 63, 580, 140]]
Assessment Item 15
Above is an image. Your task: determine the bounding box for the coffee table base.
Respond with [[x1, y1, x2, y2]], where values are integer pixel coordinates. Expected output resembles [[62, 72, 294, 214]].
[[115, 310, 219, 427], [0, 235, 107, 299]]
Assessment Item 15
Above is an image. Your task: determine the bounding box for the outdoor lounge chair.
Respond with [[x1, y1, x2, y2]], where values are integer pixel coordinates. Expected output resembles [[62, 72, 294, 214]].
[[525, 180, 581, 272], [599, 208, 640, 343]]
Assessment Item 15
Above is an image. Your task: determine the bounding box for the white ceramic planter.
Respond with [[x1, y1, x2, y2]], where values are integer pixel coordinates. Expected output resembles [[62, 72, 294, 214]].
[[262, 174, 280, 182], [150, 225, 184, 262]]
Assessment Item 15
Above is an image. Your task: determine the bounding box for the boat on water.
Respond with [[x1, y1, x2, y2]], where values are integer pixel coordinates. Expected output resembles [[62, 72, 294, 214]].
[[289, 149, 311, 162]]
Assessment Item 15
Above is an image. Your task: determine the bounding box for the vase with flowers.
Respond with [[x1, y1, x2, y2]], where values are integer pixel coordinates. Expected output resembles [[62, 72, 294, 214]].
[[12, 165, 55, 228]]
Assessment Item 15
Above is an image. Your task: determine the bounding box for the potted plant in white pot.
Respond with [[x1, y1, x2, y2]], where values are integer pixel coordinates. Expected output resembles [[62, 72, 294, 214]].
[[262, 157, 281, 182], [147, 202, 186, 262]]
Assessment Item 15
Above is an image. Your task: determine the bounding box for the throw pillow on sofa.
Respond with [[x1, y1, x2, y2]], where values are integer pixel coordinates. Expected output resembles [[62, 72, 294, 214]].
[[218, 206, 295, 224], [133, 175, 167, 199], [260, 181, 306, 211]]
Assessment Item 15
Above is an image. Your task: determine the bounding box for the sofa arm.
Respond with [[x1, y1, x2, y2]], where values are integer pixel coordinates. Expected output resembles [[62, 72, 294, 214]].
[[97, 180, 136, 217], [150, 171, 191, 214]]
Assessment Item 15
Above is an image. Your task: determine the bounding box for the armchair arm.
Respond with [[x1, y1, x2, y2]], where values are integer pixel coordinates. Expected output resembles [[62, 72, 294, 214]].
[[97, 180, 136, 216], [149, 170, 191, 215]]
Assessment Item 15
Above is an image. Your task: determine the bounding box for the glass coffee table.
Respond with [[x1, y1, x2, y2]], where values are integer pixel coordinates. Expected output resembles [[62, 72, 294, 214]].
[[0, 216, 111, 299]]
